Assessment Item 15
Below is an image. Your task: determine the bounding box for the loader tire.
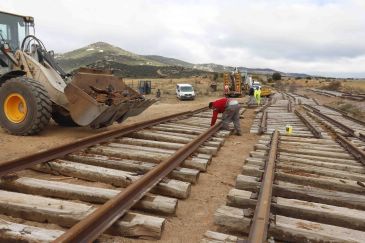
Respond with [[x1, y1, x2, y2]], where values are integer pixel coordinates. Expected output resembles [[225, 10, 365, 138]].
[[52, 112, 79, 127], [0, 77, 52, 135]]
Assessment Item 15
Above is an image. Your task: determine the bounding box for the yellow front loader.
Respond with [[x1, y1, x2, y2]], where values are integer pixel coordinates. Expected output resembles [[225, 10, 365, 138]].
[[0, 11, 154, 135], [223, 72, 242, 97]]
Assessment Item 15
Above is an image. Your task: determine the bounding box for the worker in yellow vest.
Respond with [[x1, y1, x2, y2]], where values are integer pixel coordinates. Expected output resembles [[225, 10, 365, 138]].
[[254, 87, 261, 105]]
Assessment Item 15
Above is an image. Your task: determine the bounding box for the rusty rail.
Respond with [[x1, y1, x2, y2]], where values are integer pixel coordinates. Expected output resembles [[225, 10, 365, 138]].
[[248, 130, 279, 243], [287, 100, 292, 112], [293, 92, 310, 100], [361, 133, 365, 142], [256, 101, 271, 114], [312, 97, 320, 105], [305, 106, 364, 163], [309, 106, 356, 137], [295, 109, 322, 138], [285, 93, 295, 102], [0, 107, 207, 177], [336, 134, 365, 165], [54, 121, 223, 243], [323, 105, 365, 127], [259, 111, 267, 135]]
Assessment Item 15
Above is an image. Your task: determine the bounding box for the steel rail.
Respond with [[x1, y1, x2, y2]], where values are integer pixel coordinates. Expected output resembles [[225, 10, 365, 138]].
[[312, 97, 320, 105], [287, 100, 292, 112], [306, 107, 365, 163], [342, 94, 365, 101], [285, 92, 296, 102], [303, 104, 319, 112], [0, 107, 207, 177], [248, 130, 279, 243], [293, 92, 310, 100], [259, 111, 267, 135], [54, 121, 223, 243], [323, 105, 365, 127], [336, 133, 365, 165], [256, 101, 271, 114], [309, 106, 356, 137], [295, 109, 322, 138], [360, 133, 365, 142]]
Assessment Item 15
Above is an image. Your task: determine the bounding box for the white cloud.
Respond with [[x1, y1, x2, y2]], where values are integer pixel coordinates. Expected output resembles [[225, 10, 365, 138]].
[[1, 0, 364, 77]]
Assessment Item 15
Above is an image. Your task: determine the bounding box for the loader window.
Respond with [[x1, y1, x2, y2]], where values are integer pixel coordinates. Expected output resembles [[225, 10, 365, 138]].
[[0, 24, 9, 67], [17, 22, 26, 48], [0, 13, 28, 51], [0, 24, 9, 39]]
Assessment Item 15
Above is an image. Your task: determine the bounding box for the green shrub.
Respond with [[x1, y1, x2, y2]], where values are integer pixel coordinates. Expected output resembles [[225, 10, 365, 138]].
[[272, 72, 281, 81], [325, 81, 342, 91]]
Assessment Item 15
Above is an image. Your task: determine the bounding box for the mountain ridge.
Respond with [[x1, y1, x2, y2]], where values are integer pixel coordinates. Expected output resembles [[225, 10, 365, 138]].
[[56, 41, 309, 77]]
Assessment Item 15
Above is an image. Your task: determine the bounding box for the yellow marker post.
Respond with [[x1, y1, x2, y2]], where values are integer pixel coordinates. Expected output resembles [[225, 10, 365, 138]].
[[285, 125, 293, 135]]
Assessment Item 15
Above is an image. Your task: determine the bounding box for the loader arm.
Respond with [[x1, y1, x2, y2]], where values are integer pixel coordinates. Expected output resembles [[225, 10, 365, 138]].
[[15, 45, 155, 129], [13, 49, 69, 109]]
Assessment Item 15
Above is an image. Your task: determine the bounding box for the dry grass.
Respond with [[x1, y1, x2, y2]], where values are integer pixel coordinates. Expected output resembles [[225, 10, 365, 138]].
[[330, 100, 365, 120], [324, 81, 342, 91], [282, 77, 365, 93], [341, 80, 365, 93]]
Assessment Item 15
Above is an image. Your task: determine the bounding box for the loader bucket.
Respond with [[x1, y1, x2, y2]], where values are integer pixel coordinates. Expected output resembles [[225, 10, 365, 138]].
[[64, 68, 155, 128]]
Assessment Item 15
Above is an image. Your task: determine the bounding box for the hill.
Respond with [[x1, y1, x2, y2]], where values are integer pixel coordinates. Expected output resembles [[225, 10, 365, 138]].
[[87, 61, 209, 78], [56, 41, 309, 78], [56, 42, 165, 72], [142, 55, 194, 68]]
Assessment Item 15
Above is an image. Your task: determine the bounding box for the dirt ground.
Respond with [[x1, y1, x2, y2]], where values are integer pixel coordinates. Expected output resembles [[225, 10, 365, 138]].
[[0, 95, 212, 161]]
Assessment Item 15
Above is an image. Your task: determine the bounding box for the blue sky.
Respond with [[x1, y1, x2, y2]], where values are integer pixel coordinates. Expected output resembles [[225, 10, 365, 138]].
[[1, 0, 365, 78]]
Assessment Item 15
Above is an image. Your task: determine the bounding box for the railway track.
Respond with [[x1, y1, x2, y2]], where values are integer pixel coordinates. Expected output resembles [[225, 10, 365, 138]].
[[0, 107, 247, 242], [250, 93, 325, 138], [305, 104, 365, 140], [309, 88, 365, 101], [202, 93, 365, 243]]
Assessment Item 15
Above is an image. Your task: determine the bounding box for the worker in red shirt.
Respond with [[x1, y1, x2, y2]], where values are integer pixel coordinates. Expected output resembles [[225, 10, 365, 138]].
[[208, 97, 242, 136]]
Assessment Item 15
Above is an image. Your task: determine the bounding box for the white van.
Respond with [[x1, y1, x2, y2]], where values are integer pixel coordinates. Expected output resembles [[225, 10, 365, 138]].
[[176, 84, 196, 100]]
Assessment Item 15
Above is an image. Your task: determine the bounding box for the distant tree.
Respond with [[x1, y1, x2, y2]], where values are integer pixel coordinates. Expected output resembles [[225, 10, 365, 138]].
[[272, 72, 282, 81]]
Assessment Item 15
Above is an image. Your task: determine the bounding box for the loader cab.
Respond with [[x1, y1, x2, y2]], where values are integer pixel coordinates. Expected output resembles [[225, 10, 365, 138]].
[[0, 11, 34, 73]]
